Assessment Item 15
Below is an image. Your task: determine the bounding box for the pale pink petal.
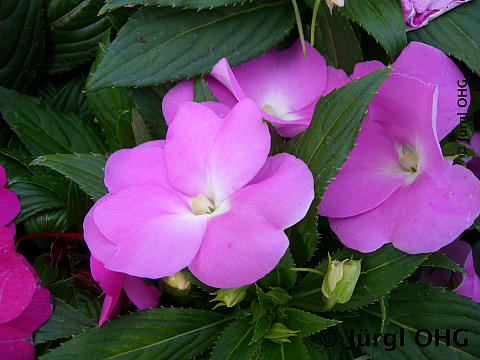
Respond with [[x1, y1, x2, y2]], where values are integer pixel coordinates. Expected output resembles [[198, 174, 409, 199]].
[[104, 145, 169, 193], [350, 60, 385, 80], [324, 66, 351, 94], [210, 58, 246, 101], [0, 324, 34, 360], [189, 204, 289, 288], [162, 79, 194, 126], [90, 256, 124, 297], [93, 186, 207, 278], [123, 276, 161, 309], [165, 100, 270, 202], [0, 188, 21, 227], [83, 204, 117, 265], [391, 166, 480, 253], [234, 153, 314, 229], [319, 121, 408, 217], [392, 41, 469, 140]]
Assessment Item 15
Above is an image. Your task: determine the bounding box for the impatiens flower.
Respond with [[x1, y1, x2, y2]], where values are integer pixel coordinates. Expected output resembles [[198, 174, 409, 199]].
[[326, 0, 344, 7], [465, 132, 480, 177], [90, 256, 161, 326], [401, 0, 470, 29], [0, 226, 52, 360], [162, 39, 350, 137], [0, 165, 21, 236], [420, 240, 480, 302], [84, 99, 314, 288]]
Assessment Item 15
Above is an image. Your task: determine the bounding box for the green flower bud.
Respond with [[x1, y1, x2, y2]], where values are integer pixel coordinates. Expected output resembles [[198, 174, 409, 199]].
[[264, 322, 299, 344], [163, 272, 191, 295], [210, 286, 248, 309]]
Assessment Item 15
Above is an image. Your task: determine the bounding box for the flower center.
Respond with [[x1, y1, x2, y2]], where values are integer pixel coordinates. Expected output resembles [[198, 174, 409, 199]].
[[190, 194, 215, 215], [261, 104, 278, 117], [399, 145, 418, 173]]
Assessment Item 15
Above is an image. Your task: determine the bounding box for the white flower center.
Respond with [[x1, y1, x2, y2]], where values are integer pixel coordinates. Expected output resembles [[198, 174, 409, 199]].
[[399, 145, 418, 173], [190, 194, 215, 215]]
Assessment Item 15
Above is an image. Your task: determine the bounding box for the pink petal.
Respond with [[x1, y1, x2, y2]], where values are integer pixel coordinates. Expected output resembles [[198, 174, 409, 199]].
[[189, 200, 289, 288], [104, 144, 169, 193], [123, 276, 161, 310], [136, 140, 165, 149], [165, 100, 270, 203], [162, 79, 194, 126], [450, 243, 480, 302], [235, 153, 314, 229], [0, 188, 21, 227], [319, 121, 408, 217], [392, 42, 469, 140], [0, 225, 14, 254], [205, 77, 238, 108], [210, 58, 246, 101], [350, 60, 385, 80], [6, 223, 15, 237], [83, 203, 117, 265], [391, 166, 480, 253], [98, 294, 120, 326], [323, 66, 351, 94], [93, 185, 207, 278], [0, 166, 6, 187], [0, 324, 34, 360], [90, 256, 124, 297]]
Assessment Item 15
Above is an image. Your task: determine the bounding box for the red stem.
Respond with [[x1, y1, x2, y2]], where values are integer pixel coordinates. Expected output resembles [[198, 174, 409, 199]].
[[15, 232, 84, 250]]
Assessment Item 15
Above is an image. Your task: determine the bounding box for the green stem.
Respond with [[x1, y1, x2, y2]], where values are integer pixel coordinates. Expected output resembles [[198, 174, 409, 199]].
[[291, 0, 307, 56], [310, 0, 322, 45]]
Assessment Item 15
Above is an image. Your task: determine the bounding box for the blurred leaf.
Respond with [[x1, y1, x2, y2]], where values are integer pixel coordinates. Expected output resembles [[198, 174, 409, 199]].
[[408, 0, 480, 76], [132, 108, 154, 145], [45, 0, 110, 73], [258, 338, 309, 360], [212, 317, 261, 360], [0, 87, 107, 156], [87, 1, 295, 90], [66, 181, 91, 231], [0, 0, 44, 91], [24, 208, 67, 234], [32, 153, 108, 201], [116, 110, 136, 148], [51, 76, 93, 122], [35, 297, 95, 344], [339, 0, 406, 59], [101, 0, 241, 13], [41, 308, 232, 360], [262, 249, 296, 290], [34, 253, 59, 285], [284, 308, 338, 337]]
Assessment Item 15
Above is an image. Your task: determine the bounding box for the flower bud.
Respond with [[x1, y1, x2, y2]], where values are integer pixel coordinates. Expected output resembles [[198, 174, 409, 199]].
[[326, 0, 344, 8], [264, 322, 300, 344], [210, 286, 248, 309], [322, 254, 361, 308], [163, 272, 191, 295]]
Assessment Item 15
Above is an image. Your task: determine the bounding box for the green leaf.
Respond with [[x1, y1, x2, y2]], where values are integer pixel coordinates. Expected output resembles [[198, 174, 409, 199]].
[[284, 308, 339, 337], [256, 285, 277, 312], [287, 68, 391, 266], [132, 109, 155, 145], [116, 110, 136, 148], [0, 87, 107, 156], [0, 0, 44, 91], [101, 0, 241, 13], [51, 76, 93, 122], [262, 248, 296, 290], [302, 338, 329, 360], [31, 153, 108, 201], [422, 251, 466, 273], [258, 337, 309, 360], [194, 77, 218, 102], [66, 181, 92, 231], [24, 208, 67, 234], [41, 308, 232, 360], [87, 1, 295, 90], [442, 141, 476, 158], [342, 283, 480, 358], [474, 216, 480, 232], [33, 254, 59, 285], [212, 317, 261, 360], [291, 244, 428, 312], [304, 0, 362, 74], [35, 297, 95, 344], [45, 0, 111, 73], [251, 314, 272, 344], [339, 0, 406, 59], [407, 0, 480, 76]]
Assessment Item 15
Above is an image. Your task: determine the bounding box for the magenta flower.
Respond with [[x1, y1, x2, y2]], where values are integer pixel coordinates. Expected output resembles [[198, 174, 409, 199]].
[[318, 42, 480, 254], [401, 0, 470, 28], [0, 226, 53, 360], [163, 39, 350, 137], [84, 99, 314, 288], [0, 165, 21, 236], [421, 240, 480, 302], [90, 256, 161, 326]]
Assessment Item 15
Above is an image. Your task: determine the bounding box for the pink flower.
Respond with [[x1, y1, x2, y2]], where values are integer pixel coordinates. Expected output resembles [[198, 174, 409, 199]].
[[420, 240, 480, 302], [318, 42, 480, 254], [326, 0, 344, 7], [0, 165, 21, 236], [0, 226, 53, 360], [90, 256, 161, 326], [465, 132, 480, 177], [163, 39, 350, 137], [83, 99, 314, 288], [401, 0, 470, 28]]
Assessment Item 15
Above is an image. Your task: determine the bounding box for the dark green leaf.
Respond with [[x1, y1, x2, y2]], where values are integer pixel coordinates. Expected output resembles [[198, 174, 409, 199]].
[[31, 153, 108, 201], [23, 208, 67, 234], [101, 0, 241, 13], [35, 297, 95, 344], [262, 248, 296, 290], [45, 0, 111, 73], [304, 0, 362, 74], [258, 337, 309, 360], [251, 314, 272, 344], [303, 338, 329, 360], [66, 182, 91, 231], [33, 254, 59, 285], [0, 0, 44, 91], [51, 76, 93, 122], [116, 110, 136, 148], [442, 141, 476, 158], [422, 251, 466, 273], [212, 317, 261, 360], [132, 108, 155, 145], [87, 1, 295, 90], [339, 0, 406, 59], [291, 244, 428, 312], [284, 308, 339, 337], [0, 87, 107, 156], [194, 77, 218, 102], [41, 308, 232, 360], [256, 285, 277, 312], [407, 0, 480, 76]]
